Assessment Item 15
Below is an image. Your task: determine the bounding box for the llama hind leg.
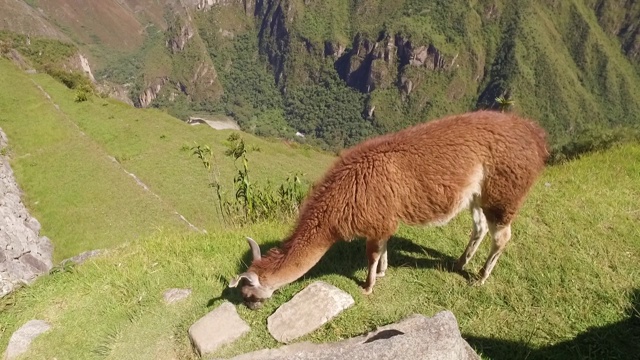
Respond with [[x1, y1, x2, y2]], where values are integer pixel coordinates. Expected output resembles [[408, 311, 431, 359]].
[[474, 222, 512, 286], [363, 238, 387, 295], [454, 201, 489, 272], [377, 241, 388, 278]]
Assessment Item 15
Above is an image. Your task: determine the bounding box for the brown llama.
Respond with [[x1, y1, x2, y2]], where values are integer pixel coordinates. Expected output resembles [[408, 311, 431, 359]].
[[229, 110, 549, 309]]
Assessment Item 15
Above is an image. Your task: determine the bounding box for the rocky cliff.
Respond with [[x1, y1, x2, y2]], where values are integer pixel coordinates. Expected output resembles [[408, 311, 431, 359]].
[[0, 129, 54, 298]]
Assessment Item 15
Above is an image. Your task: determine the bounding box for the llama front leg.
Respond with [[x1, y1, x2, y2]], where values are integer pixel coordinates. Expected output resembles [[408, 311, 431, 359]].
[[363, 239, 386, 294], [455, 203, 489, 272], [474, 223, 512, 286]]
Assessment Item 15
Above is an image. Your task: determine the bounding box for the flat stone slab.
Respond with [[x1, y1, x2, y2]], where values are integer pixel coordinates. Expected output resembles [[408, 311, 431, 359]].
[[267, 281, 354, 343], [5, 319, 51, 360], [188, 301, 250, 356], [224, 311, 480, 360], [163, 288, 192, 304]]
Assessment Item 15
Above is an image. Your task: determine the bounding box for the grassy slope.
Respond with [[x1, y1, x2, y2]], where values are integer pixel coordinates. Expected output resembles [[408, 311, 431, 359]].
[[0, 58, 334, 260], [27, 74, 335, 231], [1, 136, 639, 359], [512, 1, 640, 141], [0, 58, 187, 261]]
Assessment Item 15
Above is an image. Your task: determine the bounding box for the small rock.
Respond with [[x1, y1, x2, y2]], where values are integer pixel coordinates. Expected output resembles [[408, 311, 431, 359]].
[[267, 281, 354, 343], [163, 288, 192, 304], [5, 319, 51, 360], [545, 182, 551, 187], [188, 301, 250, 356], [60, 249, 103, 266]]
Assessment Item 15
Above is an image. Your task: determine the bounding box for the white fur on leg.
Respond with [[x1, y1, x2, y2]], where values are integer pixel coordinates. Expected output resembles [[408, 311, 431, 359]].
[[455, 197, 489, 271], [477, 224, 512, 284], [377, 242, 388, 277]]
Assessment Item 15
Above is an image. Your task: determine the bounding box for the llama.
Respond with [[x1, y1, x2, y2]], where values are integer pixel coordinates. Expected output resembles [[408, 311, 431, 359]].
[[229, 110, 549, 309]]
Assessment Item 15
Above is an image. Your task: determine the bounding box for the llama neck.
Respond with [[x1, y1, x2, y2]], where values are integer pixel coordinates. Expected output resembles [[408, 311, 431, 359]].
[[255, 223, 336, 290]]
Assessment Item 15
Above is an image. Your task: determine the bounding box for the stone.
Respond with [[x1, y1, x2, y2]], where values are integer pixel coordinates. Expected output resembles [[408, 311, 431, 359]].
[[20, 253, 49, 273], [60, 249, 103, 266], [188, 301, 250, 356], [163, 288, 192, 304], [5, 319, 51, 360], [224, 311, 480, 360], [1, 128, 54, 298], [267, 281, 355, 343]]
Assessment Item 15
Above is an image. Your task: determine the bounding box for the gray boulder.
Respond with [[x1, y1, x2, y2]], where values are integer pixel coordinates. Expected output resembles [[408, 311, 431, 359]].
[[0, 128, 54, 298], [225, 311, 480, 360]]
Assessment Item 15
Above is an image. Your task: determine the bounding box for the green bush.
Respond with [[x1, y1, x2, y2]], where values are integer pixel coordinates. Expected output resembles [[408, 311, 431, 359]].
[[191, 133, 309, 225], [548, 125, 640, 165]]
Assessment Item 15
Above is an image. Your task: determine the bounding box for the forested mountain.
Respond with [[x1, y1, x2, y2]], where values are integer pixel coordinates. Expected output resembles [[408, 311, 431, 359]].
[[1, 0, 639, 151]]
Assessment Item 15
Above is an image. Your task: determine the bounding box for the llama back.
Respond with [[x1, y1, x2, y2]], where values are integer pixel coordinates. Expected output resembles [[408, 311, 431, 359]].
[[297, 110, 549, 239]]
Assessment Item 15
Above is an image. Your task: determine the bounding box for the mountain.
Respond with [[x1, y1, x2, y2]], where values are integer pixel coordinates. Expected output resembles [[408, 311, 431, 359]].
[[1, 0, 639, 151]]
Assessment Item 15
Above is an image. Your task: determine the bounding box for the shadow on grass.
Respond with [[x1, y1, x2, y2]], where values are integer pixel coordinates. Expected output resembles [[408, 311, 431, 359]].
[[465, 288, 640, 360], [224, 233, 470, 294]]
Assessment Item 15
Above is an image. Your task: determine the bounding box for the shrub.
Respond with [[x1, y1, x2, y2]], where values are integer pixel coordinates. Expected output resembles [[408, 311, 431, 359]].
[[548, 125, 640, 165], [191, 133, 309, 225]]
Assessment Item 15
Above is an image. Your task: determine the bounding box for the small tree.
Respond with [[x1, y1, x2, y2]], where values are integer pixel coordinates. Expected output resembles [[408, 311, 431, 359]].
[[495, 96, 515, 112]]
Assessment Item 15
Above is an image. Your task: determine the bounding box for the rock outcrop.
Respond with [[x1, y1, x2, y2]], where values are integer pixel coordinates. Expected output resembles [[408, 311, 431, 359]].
[[0, 129, 54, 298], [334, 32, 453, 94], [137, 77, 168, 108]]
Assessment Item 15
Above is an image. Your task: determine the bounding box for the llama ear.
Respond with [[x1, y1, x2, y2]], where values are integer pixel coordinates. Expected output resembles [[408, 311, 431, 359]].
[[246, 237, 261, 261], [229, 271, 260, 288]]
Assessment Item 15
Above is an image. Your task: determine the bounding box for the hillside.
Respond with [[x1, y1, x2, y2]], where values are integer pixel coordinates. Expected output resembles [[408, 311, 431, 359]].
[[0, 58, 334, 261], [1, 4, 639, 358], [0, 137, 639, 359], [1, 1, 639, 151]]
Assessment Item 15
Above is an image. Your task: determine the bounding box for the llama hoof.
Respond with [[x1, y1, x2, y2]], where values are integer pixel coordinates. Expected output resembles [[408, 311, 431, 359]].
[[470, 278, 486, 287], [376, 271, 386, 278], [362, 286, 373, 295]]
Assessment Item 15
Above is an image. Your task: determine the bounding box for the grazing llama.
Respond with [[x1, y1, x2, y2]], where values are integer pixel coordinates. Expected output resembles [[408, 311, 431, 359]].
[[229, 110, 549, 309]]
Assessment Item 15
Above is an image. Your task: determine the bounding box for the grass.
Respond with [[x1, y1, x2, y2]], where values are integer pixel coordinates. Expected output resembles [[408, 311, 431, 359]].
[[1, 53, 639, 359], [1, 134, 639, 359], [0, 58, 187, 261], [25, 73, 334, 230], [0, 58, 334, 261]]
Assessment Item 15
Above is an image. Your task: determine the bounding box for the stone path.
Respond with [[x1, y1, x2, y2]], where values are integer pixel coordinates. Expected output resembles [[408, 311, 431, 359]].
[[188, 301, 250, 356], [222, 311, 480, 360], [267, 281, 354, 343]]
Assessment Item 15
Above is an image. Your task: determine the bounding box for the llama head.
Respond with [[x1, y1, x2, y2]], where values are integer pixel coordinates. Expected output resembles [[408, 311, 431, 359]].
[[228, 237, 275, 309]]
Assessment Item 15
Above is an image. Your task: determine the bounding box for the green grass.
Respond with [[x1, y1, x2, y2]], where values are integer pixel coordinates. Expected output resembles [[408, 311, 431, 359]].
[[0, 58, 187, 261], [25, 73, 334, 229], [0, 58, 335, 261], [1, 135, 639, 359]]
